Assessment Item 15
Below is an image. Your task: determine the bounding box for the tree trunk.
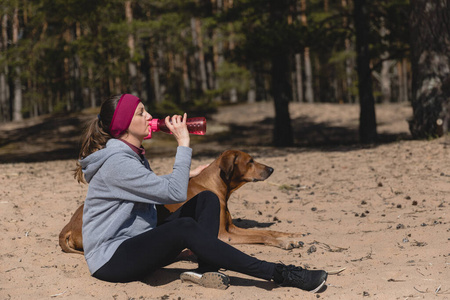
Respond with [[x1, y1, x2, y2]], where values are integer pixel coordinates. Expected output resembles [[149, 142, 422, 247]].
[[157, 48, 166, 100], [397, 58, 409, 103], [125, 1, 138, 96], [191, 18, 208, 94], [354, 0, 377, 143], [63, 28, 72, 111], [88, 67, 96, 107], [182, 48, 191, 102], [345, 38, 354, 102], [304, 47, 314, 103], [380, 60, 392, 103], [380, 18, 392, 103], [409, 0, 450, 138], [272, 52, 293, 146], [12, 7, 22, 121], [294, 53, 303, 102], [73, 23, 82, 110], [292, 1, 303, 102], [0, 68, 7, 122], [301, 0, 314, 103], [342, 0, 354, 103], [228, 22, 238, 102], [151, 49, 161, 103], [141, 40, 152, 104], [214, 0, 224, 101], [247, 64, 256, 103], [0, 14, 9, 122], [270, 0, 293, 147]]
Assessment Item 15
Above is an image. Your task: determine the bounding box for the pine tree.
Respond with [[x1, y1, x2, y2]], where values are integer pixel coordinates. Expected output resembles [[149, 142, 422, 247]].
[[409, 0, 450, 138]]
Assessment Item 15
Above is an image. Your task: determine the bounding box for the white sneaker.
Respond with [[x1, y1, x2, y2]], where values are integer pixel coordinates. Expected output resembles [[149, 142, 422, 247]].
[[180, 271, 230, 290]]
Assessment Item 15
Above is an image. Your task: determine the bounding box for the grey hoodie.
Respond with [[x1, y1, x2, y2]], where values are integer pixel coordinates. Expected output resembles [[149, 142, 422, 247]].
[[80, 138, 192, 274]]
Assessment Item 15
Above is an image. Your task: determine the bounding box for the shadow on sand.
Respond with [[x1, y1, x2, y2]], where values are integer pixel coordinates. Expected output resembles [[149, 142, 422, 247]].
[[0, 109, 411, 164]]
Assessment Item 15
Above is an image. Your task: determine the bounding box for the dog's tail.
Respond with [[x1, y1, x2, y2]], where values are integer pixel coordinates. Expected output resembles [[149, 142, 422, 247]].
[[58, 227, 84, 255]]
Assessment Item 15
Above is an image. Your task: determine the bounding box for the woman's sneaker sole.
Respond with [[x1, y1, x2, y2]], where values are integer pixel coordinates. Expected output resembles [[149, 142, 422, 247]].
[[180, 271, 230, 290], [309, 278, 327, 293]]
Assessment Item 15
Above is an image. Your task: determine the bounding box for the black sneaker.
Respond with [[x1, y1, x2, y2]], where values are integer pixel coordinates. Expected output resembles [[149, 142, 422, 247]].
[[273, 264, 327, 293], [180, 271, 230, 290]]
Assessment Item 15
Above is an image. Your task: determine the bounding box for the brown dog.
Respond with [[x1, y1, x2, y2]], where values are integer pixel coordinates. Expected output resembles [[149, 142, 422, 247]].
[[59, 150, 303, 254]]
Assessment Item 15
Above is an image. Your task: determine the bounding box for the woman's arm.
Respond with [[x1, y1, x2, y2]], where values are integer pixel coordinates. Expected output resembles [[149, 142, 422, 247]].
[[104, 148, 192, 205], [165, 113, 190, 148], [189, 164, 209, 178]]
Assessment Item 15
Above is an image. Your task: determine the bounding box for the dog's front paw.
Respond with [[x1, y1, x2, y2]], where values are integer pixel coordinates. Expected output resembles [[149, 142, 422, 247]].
[[279, 239, 305, 250]]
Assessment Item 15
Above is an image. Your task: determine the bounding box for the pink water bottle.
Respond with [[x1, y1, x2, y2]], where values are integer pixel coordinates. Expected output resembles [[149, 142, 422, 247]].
[[144, 117, 206, 139]]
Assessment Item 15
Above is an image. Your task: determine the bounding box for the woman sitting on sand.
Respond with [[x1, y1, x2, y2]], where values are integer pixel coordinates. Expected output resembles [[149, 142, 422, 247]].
[[74, 93, 328, 292]]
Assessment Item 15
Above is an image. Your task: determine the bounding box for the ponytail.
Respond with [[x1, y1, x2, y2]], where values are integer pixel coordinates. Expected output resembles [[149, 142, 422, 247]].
[[74, 94, 122, 183]]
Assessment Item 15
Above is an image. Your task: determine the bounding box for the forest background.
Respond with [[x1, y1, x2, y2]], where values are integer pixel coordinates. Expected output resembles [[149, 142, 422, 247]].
[[0, 0, 449, 146], [1, 2, 450, 298]]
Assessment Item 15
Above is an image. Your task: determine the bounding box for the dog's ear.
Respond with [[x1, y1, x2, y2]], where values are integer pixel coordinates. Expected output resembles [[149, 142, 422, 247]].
[[219, 151, 238, 181]]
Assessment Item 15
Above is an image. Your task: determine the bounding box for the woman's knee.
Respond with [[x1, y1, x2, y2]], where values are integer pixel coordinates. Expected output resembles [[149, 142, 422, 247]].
[[176, 217, 199, 230], [197, 190, 220, 207], [196, 191, 220, 217]]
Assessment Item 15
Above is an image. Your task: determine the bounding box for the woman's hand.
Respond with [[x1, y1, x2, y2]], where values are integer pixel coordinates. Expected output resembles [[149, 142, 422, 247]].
[[189, 164, 209, 178], [166, 113, 190, 147]]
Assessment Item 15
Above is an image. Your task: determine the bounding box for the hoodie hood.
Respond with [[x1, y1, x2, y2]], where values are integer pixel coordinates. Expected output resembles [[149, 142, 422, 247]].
[[80, 139, 137, 183]]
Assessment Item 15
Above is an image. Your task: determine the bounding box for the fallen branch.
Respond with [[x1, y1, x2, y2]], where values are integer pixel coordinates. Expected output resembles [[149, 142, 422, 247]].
[[310, 241, 348, 253], [414, 286, 427, 293], [387, 278, 406, 282], [5, 267, 25, 273], [266, 181, 309, 191], [327, 267, 346, 275], [50, 291, 67, 297], [350, 248, 373, 262], [435, 285, 441, 294], [413, 286, 450, 295]]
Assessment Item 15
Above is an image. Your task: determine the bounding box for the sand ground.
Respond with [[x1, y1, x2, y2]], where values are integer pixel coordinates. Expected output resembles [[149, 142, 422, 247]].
[[1, 101, 449, 299]]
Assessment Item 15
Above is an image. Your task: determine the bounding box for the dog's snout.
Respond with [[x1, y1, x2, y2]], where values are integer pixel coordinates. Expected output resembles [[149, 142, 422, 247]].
[[267, 167, 274, 175]]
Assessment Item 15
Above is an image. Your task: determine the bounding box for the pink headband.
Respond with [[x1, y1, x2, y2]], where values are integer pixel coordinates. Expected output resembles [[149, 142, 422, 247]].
[[109, 94, 141, 137]]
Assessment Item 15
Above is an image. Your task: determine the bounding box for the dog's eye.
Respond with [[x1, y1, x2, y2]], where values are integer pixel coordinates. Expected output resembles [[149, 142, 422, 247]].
[[248, 159, 254, 164]]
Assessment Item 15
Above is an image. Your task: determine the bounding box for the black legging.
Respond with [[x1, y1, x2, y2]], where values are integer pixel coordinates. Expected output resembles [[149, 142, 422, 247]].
[[93, 191, 276, 283]]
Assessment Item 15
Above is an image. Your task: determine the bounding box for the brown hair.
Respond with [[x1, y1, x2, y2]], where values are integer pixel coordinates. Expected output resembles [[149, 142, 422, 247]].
[[74, 94, 122, 183]]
